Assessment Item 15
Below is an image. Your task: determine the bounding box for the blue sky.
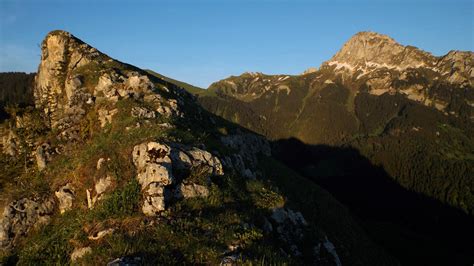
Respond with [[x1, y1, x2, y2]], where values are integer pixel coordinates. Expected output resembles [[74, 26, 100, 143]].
[[0, 0, 472, 88]]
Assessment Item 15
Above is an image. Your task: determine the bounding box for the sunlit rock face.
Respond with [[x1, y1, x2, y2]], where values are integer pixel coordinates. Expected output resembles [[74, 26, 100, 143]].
[[34, 30, 98, 128]]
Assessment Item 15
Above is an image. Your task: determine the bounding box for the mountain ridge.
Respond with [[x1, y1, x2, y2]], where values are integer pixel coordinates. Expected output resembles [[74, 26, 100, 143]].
[[0, 30, 395, 265]]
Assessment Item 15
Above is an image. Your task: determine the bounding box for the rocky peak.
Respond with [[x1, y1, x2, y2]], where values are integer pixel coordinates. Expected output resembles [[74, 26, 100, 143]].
[[33, 30, 170, 131], [34, 30, 106, 127], [437, 50, 474, 84], [327, 31, 436, 70]]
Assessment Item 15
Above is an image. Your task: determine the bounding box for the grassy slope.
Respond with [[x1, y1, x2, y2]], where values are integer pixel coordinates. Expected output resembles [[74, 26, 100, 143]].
[[145, 69, 216, 97]]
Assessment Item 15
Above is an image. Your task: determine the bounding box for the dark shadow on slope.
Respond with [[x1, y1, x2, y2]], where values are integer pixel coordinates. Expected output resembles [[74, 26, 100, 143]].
[[272, 137, 474, 266]]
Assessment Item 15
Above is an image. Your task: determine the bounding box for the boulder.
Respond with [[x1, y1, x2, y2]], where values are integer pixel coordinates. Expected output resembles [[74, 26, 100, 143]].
[[313, 237, 342, 266], [123, 74, 154, 99], [0, 197, 55, 249], [155, 98, 181, 118], [132, 141, 224, 216], [186, 147, 224, 175], [95, 175, 113, 196], [132, 142, 174, 216], [88, 228, 115, 241], [170, 144, 224, 176], [137, 163, 173, 189], [132, 142, 172, 171]]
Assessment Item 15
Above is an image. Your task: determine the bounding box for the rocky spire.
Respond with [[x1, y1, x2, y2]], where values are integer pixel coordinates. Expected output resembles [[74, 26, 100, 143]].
[[34, 30, 105, 127]]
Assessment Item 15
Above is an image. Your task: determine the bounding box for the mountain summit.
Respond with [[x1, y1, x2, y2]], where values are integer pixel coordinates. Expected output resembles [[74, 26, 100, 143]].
[[323, 31, 473, 87], [327, 31, 436, 69]]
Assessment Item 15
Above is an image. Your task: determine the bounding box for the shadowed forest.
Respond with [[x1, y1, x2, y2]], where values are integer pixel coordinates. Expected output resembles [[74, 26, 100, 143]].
[[272, 138, 474, 265]]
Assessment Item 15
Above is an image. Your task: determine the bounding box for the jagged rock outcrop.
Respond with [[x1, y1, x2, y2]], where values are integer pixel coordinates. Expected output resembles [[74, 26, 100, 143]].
[[131, 106, 156, 119], [35, 30, 98, 128], [97, 108, 118, 128], [33, 30, 182, 138], [132, 141, 223, 215], [0, 197, 55, 249], [169, 143, 224, 176], [132, 142, 173, 216]]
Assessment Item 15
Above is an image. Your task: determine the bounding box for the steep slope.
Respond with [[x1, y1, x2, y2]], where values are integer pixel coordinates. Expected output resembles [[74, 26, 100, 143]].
[[189, 32, 474, 265], [0, 31, 394, 265]]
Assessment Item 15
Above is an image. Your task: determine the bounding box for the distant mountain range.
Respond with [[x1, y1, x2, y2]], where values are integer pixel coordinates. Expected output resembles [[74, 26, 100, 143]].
[[193, 31, 474, 213], [177, 31, 474, 265]]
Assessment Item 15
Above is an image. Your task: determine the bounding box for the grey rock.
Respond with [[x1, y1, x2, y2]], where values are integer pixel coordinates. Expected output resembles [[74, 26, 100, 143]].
[[142, 183, 166, 216], [97, 108, 118, 128], [132, 141, 224, 216], [132, 142, 173, 216], [131, 106, 156, 119], [0, 197, 55, 249], [220, 133, 270, 178], [55, 183, 75, 214], [95, 175, 113, 196]]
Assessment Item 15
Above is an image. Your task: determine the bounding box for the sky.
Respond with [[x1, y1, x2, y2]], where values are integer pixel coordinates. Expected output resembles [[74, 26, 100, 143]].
[[0, 0, 473, 88]]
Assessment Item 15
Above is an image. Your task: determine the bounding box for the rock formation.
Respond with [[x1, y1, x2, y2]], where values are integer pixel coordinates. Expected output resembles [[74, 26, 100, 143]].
[[132, 141, 223, 215], [0, 197, 55, 249]]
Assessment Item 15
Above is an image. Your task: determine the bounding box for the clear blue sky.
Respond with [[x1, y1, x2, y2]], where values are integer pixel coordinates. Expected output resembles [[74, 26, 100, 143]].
[[0, 0, 472, 88]]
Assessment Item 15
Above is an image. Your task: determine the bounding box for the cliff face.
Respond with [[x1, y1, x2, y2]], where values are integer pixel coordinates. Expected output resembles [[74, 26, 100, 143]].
[[320, 32, 473, 111], [35, 31, 98, 128]]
